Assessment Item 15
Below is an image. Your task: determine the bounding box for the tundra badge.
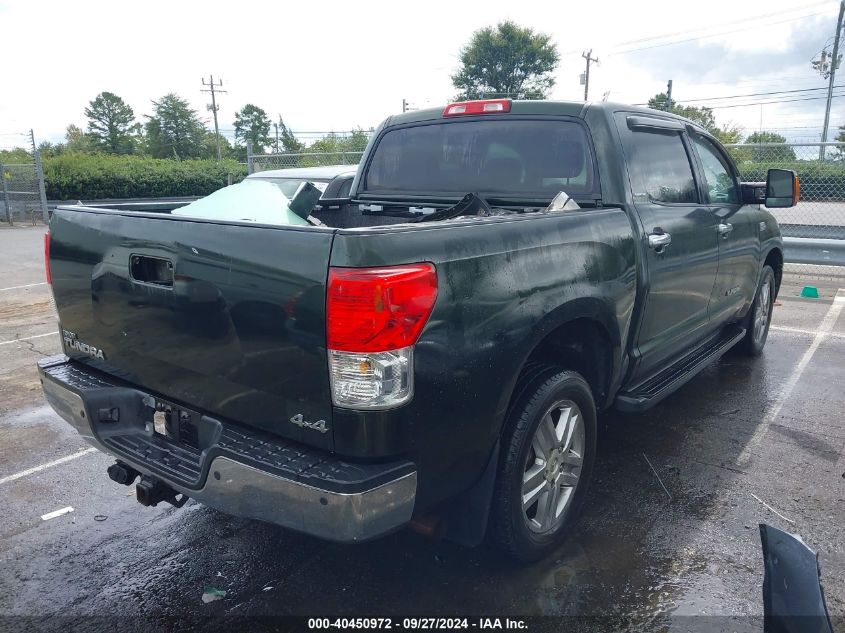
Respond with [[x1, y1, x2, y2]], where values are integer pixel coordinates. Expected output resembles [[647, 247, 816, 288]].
[[62, 329, 106, 360], [290, 413, 329, 433]]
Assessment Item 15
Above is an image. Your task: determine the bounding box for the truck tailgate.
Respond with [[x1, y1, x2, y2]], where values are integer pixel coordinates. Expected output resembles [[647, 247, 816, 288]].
[[48, 207, 336, 450]]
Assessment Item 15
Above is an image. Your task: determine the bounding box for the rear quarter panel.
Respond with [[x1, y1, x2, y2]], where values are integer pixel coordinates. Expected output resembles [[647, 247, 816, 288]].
[[330, 210, 637, 508]]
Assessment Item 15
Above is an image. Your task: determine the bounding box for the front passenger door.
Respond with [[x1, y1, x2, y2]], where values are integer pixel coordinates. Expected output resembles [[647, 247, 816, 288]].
[[689, 133, 758, 324]]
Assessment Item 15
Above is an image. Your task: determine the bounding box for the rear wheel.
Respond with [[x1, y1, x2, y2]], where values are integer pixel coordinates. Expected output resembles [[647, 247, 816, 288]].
[[490, 368, 596, 562], [738, 265, 775, 356]]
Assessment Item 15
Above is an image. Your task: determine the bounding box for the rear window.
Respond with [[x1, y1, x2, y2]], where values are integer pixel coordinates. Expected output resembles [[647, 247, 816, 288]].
[[363, 119, 597, 199]]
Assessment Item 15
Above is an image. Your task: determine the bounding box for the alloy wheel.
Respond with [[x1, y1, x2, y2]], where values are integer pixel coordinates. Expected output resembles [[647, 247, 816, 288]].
[[521, 400, 585, 534], [753, 278, 772, 344]]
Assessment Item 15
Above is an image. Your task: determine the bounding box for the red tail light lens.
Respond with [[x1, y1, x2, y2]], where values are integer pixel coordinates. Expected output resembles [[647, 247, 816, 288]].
[[327, 264, 438, 352], [44, 231, 52, 285], [443, 99, 511, 117]]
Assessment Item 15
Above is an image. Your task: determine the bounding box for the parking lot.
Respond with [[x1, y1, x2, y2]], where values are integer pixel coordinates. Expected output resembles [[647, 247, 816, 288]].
[[0, 224, 843, 630]]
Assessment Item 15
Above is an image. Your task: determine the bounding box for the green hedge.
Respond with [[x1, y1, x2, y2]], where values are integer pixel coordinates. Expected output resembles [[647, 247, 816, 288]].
[[42, 152, 845, 203], [44, 154, 247, 200], [735, 160, 845, 202]]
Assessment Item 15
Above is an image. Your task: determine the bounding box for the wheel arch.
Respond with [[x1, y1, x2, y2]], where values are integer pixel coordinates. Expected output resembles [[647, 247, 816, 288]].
[[763, 246, 783, 297], [499, 298, 622, 434]]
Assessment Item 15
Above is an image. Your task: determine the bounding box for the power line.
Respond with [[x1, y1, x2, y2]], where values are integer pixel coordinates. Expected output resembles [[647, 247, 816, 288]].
[[679, 84, 844, 103], [706, 92, 845, 109], [608, 9, 831, 56], [633, 84, 845, 107], [679, 74, 825, 88], [614, 77, 825, 99], [607, 1, 832, 50]]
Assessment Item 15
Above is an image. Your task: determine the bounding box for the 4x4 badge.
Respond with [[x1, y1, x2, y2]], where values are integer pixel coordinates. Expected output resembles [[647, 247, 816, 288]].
[[290, 414, 329, 433]]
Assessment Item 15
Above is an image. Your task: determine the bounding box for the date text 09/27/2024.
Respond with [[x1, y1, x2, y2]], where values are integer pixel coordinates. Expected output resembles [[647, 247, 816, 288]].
[[307, 618, 528, 630]]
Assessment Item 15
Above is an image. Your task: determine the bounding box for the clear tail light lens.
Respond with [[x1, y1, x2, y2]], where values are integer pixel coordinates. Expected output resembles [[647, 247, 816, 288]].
[[329, 347, 412, 409]]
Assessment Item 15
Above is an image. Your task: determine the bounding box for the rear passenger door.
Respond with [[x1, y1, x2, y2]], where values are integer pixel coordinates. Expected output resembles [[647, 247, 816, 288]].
[[688, 132, 759, 324], [617, 115, 720, 384]]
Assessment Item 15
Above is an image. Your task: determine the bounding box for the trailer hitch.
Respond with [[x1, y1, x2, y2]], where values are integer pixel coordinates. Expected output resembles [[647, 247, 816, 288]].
[[135, 475, 189, 508]]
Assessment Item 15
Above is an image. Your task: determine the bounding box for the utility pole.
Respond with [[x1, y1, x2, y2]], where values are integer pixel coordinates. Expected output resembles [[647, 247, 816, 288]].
[[666, 80, 673, 111], [581, 50, 598, 102], [273, 122, 279, 153], [402, 98, 408, 113], [820, 1, 845, 160], [201, 75, 227, 161], [30, 130, 49, 224]]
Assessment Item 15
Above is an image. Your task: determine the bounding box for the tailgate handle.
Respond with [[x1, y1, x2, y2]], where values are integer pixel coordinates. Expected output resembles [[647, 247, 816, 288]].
[[130, 255, 174, 288]]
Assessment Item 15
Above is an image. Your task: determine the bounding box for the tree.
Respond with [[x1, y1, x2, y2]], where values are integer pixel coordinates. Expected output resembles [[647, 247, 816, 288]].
[[37, 141, 65, 158], [647, 93, 717, 132], [277, 116, 304, 153], [713, 123, 743, 145], [745, 131, 795, 162], [144, 93, 206, 159], [199, 130, 232, 159], [833, 125, 845, 161], [451, 21, 559, 100], [65, 124, 93, 153], [0, 148, 32, 163], [233, 104, 272, 154], [713, 124, 751, 163], [344, 128, 371, 152], [84, 92, 136, 154]]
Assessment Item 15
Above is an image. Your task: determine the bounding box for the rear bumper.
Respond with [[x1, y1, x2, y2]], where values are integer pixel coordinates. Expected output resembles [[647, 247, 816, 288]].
[[38, 355, 416, 542]]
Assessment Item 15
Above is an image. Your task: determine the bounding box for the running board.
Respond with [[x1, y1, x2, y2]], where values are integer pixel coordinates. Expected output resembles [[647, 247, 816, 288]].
[[616, 326, 746, 412]]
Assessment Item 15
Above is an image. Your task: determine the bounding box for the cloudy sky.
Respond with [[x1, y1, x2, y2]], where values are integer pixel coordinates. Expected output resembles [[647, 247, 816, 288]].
[[0, 0, 842, 149]]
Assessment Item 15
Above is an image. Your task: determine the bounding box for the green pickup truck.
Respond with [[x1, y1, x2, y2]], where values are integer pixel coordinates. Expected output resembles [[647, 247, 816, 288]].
[[39, 99, 796, 561]]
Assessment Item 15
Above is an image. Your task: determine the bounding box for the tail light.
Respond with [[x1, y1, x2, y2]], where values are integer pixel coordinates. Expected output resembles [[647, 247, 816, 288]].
[[327, 263, 437, 409], [443, 99, 511, 117], [44, 231, 52, 285]]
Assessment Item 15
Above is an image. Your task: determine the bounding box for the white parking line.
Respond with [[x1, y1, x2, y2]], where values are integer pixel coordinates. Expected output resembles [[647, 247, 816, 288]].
[[0, 448, 97, 486], [770, 325, 845, 339], [738, 289, 845, 465], [0, 331, 58, 346], [0, 282, 47, 292], [41, 506, 74, 521]]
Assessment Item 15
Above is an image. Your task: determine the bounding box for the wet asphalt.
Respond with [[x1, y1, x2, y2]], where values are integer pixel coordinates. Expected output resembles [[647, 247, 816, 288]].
[[0, 224, 843, 631]]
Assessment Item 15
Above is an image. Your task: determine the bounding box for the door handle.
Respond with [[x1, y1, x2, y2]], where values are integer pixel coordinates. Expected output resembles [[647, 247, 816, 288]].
[[717, 223, 733, 238], [648, 232, 672, 250]]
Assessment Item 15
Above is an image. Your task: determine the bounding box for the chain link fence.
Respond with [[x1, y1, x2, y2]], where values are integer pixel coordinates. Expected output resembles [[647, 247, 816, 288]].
[[248, 151, 364, 174], [726, 142, 845, 240], [1, 152, 48, 226], [726, 142, 845, 279]]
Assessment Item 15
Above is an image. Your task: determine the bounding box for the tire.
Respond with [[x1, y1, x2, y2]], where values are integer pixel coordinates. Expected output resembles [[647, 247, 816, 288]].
[[489, 367, 597, 563], [737, 265, 776, 356]]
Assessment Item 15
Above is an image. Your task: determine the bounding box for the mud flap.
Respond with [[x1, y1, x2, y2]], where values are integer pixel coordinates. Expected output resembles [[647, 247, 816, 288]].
[[442, 440, 500, 547]]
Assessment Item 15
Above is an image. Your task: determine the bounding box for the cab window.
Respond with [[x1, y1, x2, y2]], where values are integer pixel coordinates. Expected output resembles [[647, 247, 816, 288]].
[[627, 130, 698, 204], [691, 135, 740, 204]]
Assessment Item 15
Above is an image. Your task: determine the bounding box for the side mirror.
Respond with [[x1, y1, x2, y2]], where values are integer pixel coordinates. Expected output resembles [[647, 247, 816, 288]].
[[766, 169, 799, 208]]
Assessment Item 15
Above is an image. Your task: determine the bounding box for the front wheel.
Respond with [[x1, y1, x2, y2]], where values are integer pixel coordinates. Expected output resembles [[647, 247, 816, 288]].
[[489, 368, 597, 562], [737, 265, 776, 356]]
